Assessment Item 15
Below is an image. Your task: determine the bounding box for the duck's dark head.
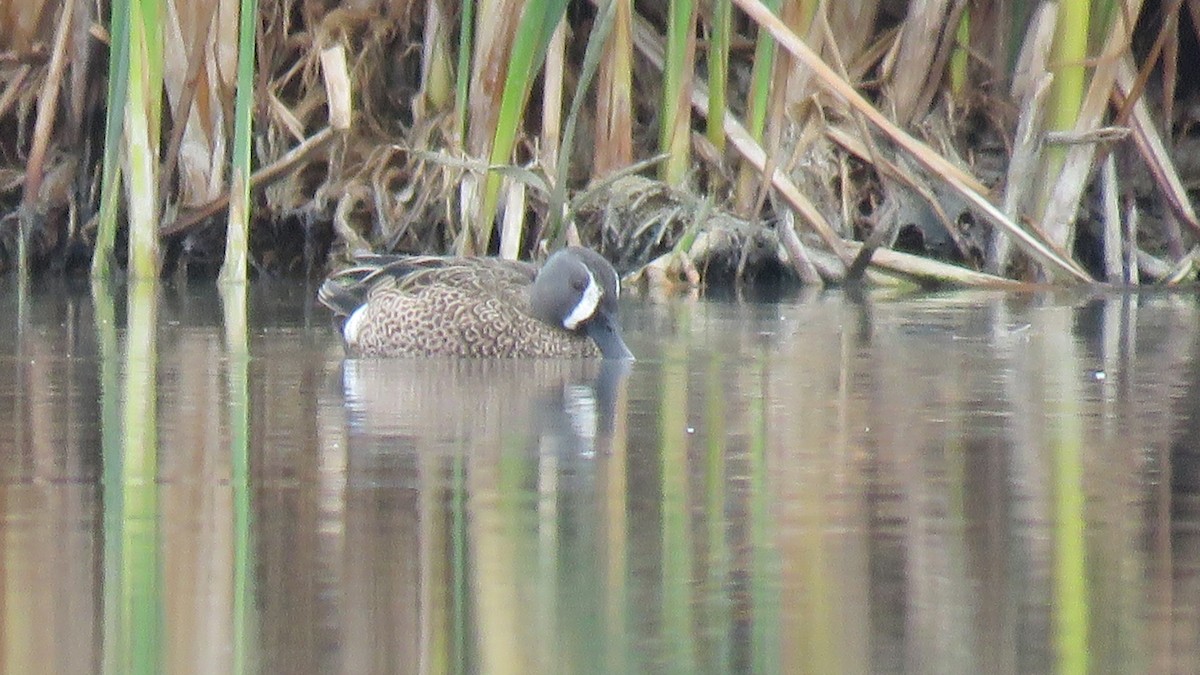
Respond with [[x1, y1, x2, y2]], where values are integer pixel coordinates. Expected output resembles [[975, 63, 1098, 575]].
[[531, 248, 633, 360]]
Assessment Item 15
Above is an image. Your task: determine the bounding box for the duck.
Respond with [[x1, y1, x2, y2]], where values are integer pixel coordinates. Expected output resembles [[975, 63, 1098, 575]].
[[317, 247, 633, 359]]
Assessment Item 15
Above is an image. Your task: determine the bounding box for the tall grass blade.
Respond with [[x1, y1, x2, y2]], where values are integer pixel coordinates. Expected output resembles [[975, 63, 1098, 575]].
[[454, 0, 477, 145], [659, 0, 698, 186], [660, 344, 696, 671], [706, 0, 732, 152], [950, 6, 970, 96], [125, 0, 163, 278], [93, 0, 132, 280], [220, 281, 254, 672], [220, 0, 259, 283], [734, 0, 779, 208], [469, 0, 570, 255], [744, 0, 779, 142], [95, 275, 122, 671], [118, 278, 162, 671], [1046, 311, 1090, 675], [1035, 0, 1143, 265], [1039, 0, 1091, 249], [747, 356, 780, 672], [546, 0, 621, 246]]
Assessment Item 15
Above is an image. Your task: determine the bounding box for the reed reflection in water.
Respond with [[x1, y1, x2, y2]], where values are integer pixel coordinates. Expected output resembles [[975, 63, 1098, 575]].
[[0, 285, 1200, 673]]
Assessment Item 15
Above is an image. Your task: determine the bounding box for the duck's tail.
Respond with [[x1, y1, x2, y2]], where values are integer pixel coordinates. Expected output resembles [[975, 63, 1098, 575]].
[[317, 256, 423, 317], [316, 275, 365, 318]]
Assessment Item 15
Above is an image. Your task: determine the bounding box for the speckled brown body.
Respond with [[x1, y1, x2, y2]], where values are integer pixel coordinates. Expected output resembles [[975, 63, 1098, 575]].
[[320, 254, 611, 358], [351, 278, 600, 357]]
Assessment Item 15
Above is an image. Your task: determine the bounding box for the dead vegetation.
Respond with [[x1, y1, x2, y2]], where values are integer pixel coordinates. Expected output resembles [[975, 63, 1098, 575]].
[[0, 1, 1198, 288]]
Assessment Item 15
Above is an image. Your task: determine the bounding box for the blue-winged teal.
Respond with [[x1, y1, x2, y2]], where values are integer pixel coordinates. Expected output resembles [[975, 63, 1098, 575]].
[[318, 247, 633, 359]]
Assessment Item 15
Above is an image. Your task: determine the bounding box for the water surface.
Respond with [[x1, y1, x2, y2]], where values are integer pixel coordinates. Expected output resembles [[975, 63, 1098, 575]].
[[1, 281, 1199, 673]]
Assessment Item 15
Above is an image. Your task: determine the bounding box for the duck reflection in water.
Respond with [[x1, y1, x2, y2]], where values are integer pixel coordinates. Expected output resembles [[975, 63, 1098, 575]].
[[339, 358, 631, 471]]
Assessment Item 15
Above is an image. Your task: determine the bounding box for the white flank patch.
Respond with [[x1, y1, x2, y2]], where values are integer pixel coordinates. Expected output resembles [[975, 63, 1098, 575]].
[[344, 304, 369, 345], [562, 270, 601, 330]]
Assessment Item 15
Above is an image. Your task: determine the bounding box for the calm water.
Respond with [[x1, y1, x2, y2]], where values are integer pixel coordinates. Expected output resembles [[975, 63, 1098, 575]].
[[1, 280, 1199, 674]]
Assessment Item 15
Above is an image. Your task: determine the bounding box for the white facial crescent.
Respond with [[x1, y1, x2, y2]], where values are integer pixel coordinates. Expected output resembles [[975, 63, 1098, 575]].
[[562, 270, 600, 330]]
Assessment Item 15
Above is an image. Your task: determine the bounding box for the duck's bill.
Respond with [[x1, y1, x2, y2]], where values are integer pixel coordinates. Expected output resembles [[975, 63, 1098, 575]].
[[586, 317, 634, 360]]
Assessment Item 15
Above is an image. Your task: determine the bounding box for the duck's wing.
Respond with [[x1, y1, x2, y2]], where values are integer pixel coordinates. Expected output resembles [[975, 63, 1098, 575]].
[[318, 254, 539, 317]]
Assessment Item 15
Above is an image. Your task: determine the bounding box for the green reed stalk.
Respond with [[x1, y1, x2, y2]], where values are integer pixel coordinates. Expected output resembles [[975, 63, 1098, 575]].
[[92, 0, 129, 280], [454, 1, 476, 145], [219, 281, 254, 673], [746, 355, 780, 673], [220, 0, 259, 283], [473, 0, 569, 254], [660, 346, 697, 670], [1049, 0, 1089, 136], [744, 0, 779, 142], [704, 355, 732, 667], [451, 454, 468, 671], [950, 6, 970, 96], [659, 0, 697, 185], [1032, 0, 1090, 252], [1047, 312, 1090, 675], [125, 0, 162, 278], [706, 0, 732, 152], [1041, 0, 1090, 195], [119, 278, 162, 672], [734, 0, 779, 209], [95, 275, 123, 673], [546, 0, 619, 245]]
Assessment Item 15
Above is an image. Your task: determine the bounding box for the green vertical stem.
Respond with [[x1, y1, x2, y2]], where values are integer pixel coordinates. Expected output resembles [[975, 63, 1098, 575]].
[[949, 7, 970, 96], [660, 346, 695, 673], [220, 281, 253, 673], [546, 0, 619, 244], [122, 278, 161, 673], [734, 0, 779, 208], [602, 384, 631, 674], [706, 0, 732, 152], [220, 0, 259, 283], [468, 446, 528, 671], [1039, 0, 1090, 249], [748, 354, 779, 674], [93, 0, 129, 279], [744, 0, 779, 142], [96, 275, 124, 674], [125, 0, 162, 279], [472, 0, 569, 254], [454, 1, 476, 145], [418, 453, 452, 672], [451, 455, 468, 672], [659, 0, 697, 185], [1049, 0, 1089, 135], [1046, 311, 1089, 675], [1053, 431, 1089, 675], [703, 355, 730, 671]]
